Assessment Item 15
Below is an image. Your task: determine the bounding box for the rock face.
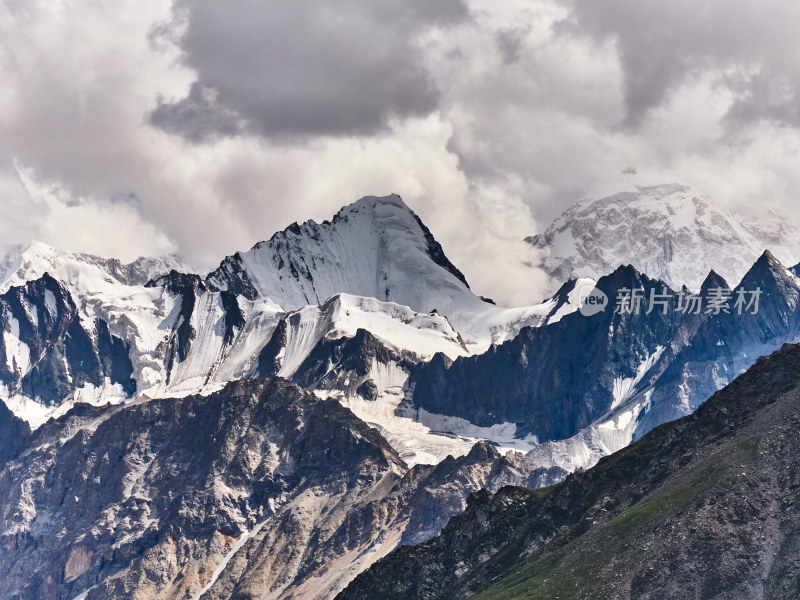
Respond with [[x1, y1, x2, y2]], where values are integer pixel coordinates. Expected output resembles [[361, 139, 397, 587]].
[[528, 183, 800, 292], [338, 342, 800, 600], [408, 250, 800, 475], [410, 264, 681, 441], [0, 378, 536, 600], [0, 396, 29, 464], [0, 274, 136, 409]]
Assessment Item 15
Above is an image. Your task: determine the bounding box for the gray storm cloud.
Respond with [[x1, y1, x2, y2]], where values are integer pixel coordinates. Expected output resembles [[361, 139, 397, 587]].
[[3, 0, 800, 306], [560, 0, 800, 129], [150, 0, 470, 141]]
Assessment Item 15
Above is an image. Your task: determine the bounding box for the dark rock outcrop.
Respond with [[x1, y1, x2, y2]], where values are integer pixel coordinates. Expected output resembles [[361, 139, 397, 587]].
[[0, 275, 136, 405], [410, 265, 682, 441]]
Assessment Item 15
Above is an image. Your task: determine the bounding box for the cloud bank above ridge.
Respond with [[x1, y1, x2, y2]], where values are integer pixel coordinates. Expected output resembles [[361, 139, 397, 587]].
[[2, 0, 800, 305]]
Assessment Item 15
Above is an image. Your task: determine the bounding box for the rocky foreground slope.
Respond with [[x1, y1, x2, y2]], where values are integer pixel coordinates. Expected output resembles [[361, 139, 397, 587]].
[[339, 342, 800, 600], [0, 378, 532, 600]]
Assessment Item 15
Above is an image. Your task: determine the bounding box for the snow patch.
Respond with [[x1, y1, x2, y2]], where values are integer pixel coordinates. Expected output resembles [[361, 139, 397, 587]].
[[524, 397, 651, 476], [3, 316, 31, 373], [44, 289, 58, 316], [611, 346, 664, 410], [336, 359, 537, 466], [191, 516, 274, 600]]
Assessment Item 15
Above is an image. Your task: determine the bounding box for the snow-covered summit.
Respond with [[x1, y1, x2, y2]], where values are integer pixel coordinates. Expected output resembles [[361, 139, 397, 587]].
[[0, 240, 188, 293], [208, 194, 476, 310], [528, 183, 800, 292]]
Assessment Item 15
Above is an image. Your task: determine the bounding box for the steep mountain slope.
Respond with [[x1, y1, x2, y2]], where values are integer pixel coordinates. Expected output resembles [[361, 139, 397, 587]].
[[0, 378, 534, 600], [206, 194, 475, 313], [0, 270, 470, 431], [410, 265, 681, 442], [0, 273, 138, 424], [338, 342, 800, 600], [0, 394, 29, 465], [528, 183, 800, 291], [631, 249, 800, 437]]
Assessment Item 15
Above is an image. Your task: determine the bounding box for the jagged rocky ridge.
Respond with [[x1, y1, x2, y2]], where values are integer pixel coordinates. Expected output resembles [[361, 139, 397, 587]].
[[0, 274, 136, 407], [0, 378, 532, 600], [0, 240, 187, 294], [407, 250, 800, 475], [339, 342, 800, 600]]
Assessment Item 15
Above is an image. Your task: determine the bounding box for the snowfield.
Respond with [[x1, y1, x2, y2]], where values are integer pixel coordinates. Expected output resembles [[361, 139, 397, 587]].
[[529, 183, 800, 292]]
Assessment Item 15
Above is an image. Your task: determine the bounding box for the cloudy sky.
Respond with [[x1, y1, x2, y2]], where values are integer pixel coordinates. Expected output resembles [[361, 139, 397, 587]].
[[2, 0, 800, 304]]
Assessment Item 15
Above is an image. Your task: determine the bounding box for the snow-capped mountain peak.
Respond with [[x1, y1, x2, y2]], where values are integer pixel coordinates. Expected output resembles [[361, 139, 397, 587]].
[[528, 183, 800, 292], [204, 193, 549, 350], [0, 240, 188, 293], [0, 241, 63, 292], [207, 194, 476, 313]]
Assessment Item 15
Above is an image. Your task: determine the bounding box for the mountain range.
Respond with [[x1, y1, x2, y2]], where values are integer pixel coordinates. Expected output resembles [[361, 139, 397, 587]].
[[2, 185, 800, 599]]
